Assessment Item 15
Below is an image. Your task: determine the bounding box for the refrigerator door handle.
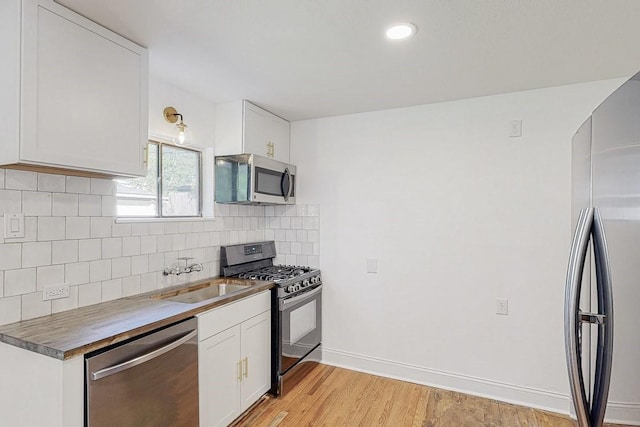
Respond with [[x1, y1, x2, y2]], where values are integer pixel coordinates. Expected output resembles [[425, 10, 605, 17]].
[[590, 207, 614, 427], [564, 207, 594, 427]]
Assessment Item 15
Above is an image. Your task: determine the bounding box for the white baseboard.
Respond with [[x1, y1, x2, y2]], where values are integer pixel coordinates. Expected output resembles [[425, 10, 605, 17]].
[[321, 347, 640, 425]]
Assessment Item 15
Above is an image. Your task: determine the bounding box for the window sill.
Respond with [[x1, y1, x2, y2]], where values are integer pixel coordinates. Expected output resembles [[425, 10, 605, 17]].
[[115, 215, 214, 224]]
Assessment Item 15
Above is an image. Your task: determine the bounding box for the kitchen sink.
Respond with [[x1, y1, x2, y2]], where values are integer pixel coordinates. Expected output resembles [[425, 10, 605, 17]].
[[159, 283, 251, 304]]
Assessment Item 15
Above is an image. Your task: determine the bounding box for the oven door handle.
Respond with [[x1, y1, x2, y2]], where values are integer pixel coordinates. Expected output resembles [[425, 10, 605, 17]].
[[279, 285, 322, 311]]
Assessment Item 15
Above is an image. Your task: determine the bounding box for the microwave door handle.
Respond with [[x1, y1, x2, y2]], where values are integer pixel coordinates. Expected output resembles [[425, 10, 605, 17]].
[[282, 167, 292, 201]]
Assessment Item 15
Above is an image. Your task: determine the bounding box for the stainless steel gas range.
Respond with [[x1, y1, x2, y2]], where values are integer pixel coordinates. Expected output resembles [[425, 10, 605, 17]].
[[220, 241, 322, 396]]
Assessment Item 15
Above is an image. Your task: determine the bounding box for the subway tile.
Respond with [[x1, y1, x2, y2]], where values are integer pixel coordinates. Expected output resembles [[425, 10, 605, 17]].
[[23, 191, 52, 216], [101, 196, 117, 217], [52, 240, 79, 264], [185, 233, 199, 249], [296, 255, 309, 266], [280, 216, 291, 229], [148, 222, 164, 235], [172, 234, 186, 251], [233, 217, 243, 229], [140, 272, 158, 293], [228, 205, 239, 217], [275, 230, 286, 241], [0, 243, 22, 270], [66, 217, 91, 239], [65, 176, 90, 194], [0, 169, 4, 189], [285, 205, 297, 217], [229, 230, 239, 244], [20, 217, 38, 242], [101, 278, 122, 302], [254, 229, 265, 241], [131, 223, 149, 236], [274, 206, 285, 216], [157, 235, 172, 252], [296, 204, 308, 217], [203, 220, 216, 232], [5, 268, 36, 296], [90, 217, 112, 238], [0, 189, 22, 214], [264, 229, 275, 241], [78, 282, 101, 307], [307, 230, 319, 243], [122, 236, 141, 256], [112, 257, 131, 279], [302, 242, 314, 255], [65, 262, 90, 286], [90, 178, 114, 196], [307, 204, 320, 217], [38, 217, 66, 241], [219, 231, 230, 245], [286, 230, 297, 242], [0, 274, 3, 298], [38, 173, 65, 192], [78, 239, 101, 262], [148, 253, 164, 272], [140, 235, 157, 254], [290, 217, 302, 229], [197, 232, 210, 248], [296, 230, 308, 242], [102, 237, 122, 258], [222, 217, 234, 230], [122, 275, 141, 297], [22, 242, 52, 267], [112, 223, 132, 237], [291, 242, 302, 255], [179, 222, 192, 234], [302, 217, 314, 230], [308, 255, 319, 267], [52, 193, 78, 216], [78, 195, 102, 216], [0, 296, 21, 325], [165, 222, 181, 234], [5, 170, 37, 190], [21, 292, 51, 320], [89, 259, 111, 282], [264, 206, 275, 217], [214, 203, 229, 217], [279, 241, 291, 254], [52, 285, 79, 313], [36, 265, 65, 291], [210, 232, 220, 246], [192, 222, 205, 233], [237, 230, 248, 243], [131, 255, 149, 275], [313, 242, 320, 256]]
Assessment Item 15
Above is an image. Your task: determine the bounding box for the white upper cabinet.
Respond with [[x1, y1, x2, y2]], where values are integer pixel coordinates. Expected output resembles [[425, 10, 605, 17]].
[[0, 0, 149, 177], [215, 100, 290, 163]]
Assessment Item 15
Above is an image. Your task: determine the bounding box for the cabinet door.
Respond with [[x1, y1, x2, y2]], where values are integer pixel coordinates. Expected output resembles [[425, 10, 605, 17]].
[[21, 0, 148, 176], [199, 325, 242, 427], [240, 311, 271, 411], [243, 102, 290, 163]]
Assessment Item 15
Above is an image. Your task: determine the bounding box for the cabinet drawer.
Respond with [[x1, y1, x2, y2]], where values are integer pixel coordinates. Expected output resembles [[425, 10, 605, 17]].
[[197, 291, 270, 341]]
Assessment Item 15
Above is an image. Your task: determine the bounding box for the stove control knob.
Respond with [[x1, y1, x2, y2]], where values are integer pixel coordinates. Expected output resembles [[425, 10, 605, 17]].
[[286, 285, 295, 293], [310, 276, 318, 284], [302, 279, 310, 287]]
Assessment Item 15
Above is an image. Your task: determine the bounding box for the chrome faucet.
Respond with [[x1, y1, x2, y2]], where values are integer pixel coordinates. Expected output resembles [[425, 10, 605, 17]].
[[163, 257, 203, 276]]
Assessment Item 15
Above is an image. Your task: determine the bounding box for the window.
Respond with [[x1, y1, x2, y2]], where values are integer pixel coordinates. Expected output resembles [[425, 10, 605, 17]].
[[116, 141, 201, 218]]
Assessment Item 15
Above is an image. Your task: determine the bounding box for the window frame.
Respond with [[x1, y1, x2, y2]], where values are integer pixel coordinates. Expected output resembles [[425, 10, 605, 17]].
[[116, 140, 203, 219]]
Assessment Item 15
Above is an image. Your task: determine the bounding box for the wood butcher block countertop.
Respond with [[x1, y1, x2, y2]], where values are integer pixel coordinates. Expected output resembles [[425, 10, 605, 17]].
[[0, 277, 273, 360]]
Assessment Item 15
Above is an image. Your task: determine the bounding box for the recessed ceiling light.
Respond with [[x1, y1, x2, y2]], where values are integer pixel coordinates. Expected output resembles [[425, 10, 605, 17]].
[[385, 23, 417, 40]]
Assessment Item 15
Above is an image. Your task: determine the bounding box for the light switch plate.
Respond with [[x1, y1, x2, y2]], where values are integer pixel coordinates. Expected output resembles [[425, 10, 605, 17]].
[[4, 213, 25, 238], [366, 258, 378, 274]]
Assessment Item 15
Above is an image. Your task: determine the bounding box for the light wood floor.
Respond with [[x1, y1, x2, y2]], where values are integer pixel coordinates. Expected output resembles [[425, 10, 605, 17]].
[[234, 363, 630, 427]]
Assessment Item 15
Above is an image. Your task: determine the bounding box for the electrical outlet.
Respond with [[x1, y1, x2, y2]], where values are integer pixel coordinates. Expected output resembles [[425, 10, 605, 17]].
[[509, 120, 522, 137], [43, 283, 70, 301], [496, 298, 509, 315]]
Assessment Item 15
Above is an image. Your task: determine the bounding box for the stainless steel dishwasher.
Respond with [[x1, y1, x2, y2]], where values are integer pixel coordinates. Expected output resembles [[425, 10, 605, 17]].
[[86, 318, 199, 426]]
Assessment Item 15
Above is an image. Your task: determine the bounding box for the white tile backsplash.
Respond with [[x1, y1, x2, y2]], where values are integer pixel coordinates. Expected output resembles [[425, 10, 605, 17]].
[[22, 242, 52, 268], [5, 170, 37, 191], [79, 194, 102, 216], [0, 167, 321, 325], [23, 191, 52, 216], [65, 176, 91, 194], [0, 189, 23, 214], [38, 173, 65, 192], [5, 268, 36, 296], [52, 193, 79, 217]]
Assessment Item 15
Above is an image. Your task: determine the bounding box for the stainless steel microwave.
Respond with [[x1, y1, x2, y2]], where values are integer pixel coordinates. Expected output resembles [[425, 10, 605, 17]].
[[214, 154, 296, 205]]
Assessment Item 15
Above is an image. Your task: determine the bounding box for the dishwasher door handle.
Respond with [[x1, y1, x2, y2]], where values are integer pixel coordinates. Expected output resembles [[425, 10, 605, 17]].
[[91, 329, 197, 381]]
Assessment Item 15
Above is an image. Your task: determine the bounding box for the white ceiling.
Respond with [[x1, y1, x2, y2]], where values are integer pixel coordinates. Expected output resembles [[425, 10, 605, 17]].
[[57, 0, 640, 121]]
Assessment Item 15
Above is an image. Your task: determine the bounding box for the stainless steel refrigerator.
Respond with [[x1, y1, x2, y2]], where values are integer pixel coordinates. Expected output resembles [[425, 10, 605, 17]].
[[566, 72, 640, 426]]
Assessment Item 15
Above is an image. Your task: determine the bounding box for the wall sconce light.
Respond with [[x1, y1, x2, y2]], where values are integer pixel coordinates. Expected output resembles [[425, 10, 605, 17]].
[[163, 106, 192, 145]]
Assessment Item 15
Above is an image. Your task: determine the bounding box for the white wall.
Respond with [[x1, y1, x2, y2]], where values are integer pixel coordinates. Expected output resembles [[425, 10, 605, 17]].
[[290, 78, 626, 413]]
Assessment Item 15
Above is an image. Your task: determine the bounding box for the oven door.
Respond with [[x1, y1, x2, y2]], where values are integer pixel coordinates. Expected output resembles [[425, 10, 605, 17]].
[[279, 285, 322, 374]]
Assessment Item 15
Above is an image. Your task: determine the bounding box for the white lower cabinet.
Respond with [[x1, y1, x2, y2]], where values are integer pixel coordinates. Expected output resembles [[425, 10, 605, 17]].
[[198, 291, 271, 427]]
